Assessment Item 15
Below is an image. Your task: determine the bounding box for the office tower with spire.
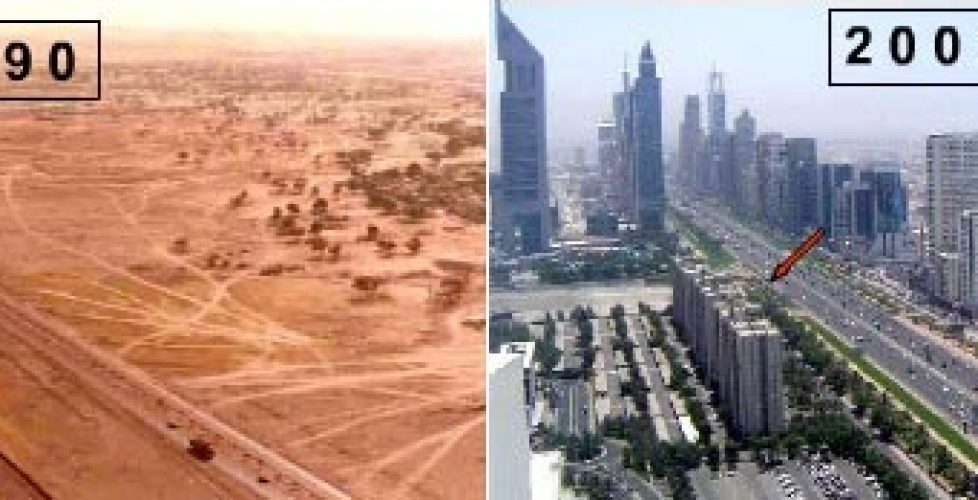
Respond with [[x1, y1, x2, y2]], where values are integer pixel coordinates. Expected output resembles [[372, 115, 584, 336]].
[[706, 68, 727, 196], [495, 1, 551, 254], [630, 41, 665, 232]]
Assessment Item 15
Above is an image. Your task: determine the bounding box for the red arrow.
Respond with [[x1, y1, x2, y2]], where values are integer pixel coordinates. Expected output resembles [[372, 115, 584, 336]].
[[770, 227, 825, 282]]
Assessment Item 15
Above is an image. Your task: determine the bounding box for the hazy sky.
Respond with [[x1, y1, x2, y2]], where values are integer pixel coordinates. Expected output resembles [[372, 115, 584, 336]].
[[489, 0, 978, 161], [3, 1, 485, 39]]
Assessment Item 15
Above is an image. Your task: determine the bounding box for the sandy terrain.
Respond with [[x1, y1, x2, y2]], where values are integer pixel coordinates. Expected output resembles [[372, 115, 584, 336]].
[[0, 36, 485, 500]]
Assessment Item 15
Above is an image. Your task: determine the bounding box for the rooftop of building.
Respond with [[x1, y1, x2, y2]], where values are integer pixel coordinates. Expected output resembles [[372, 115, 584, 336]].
[[500, 341, 536, 370], [488, 351, 523, 376]]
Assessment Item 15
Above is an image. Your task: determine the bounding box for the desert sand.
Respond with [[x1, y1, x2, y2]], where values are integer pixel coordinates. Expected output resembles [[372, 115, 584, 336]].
[[0, 36, 485, 500]]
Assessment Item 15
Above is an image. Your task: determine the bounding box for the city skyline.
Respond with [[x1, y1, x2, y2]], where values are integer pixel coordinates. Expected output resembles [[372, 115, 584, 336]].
[[488, 1, 978, 170]]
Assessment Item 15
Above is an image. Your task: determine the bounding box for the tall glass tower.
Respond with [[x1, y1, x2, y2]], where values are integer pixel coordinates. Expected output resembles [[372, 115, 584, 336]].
[[495, 1, 550, 254], [706, 68, 726, 195], [631, 41, 665, 233]]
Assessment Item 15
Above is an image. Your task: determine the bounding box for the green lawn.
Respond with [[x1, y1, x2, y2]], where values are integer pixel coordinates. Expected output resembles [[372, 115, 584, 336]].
[[804, 317, 978, 466]]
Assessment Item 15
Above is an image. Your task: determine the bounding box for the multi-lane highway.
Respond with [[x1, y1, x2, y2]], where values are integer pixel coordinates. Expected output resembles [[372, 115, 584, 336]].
[[677, 196, 978, 446]]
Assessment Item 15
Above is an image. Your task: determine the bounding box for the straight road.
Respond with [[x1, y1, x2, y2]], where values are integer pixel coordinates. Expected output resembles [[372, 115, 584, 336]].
[[681, 197, 978, 448], [0, 289, 348, 499], [0, 449, 51, 500]]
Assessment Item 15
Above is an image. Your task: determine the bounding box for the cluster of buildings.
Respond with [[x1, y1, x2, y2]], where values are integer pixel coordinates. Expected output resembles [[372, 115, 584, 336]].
[[491, 1, 667, 257], [924, 134, 978, 312], [593, 42, 666, 236], [672, 257, 784, 438], [675, 73, 910, 262]]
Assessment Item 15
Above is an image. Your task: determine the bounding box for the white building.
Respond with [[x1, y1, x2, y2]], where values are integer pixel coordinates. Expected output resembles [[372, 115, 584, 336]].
[[959, 210, 978, 311], [927, 134, 978, 256], [488, 353, 532, 500], [500, 341, 537, 426]]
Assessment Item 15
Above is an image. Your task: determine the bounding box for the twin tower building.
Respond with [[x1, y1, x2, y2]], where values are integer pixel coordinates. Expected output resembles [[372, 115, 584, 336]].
[[493, 1, 665, 255]]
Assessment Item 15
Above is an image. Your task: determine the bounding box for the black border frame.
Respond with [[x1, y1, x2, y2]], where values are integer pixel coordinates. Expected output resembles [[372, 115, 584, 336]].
[[829, 8, 978, 87], [0, 20, 101, 101]]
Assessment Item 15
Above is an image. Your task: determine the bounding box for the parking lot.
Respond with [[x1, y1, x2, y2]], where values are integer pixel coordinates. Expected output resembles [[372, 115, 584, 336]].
[[690, 456, 883, 500]]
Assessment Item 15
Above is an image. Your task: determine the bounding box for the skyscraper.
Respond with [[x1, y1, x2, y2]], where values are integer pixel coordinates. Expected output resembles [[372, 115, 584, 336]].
[[817, 163, 855, 242], [756, 133, 786, 226], [612, 61, 633, 218], [731, 110, 757, 215], [630, 41, 665, 233], [926, 134, 978, 257], [706, 68, 727, 196], [959, 210, 978, 312], [678, 95, 703, 192], [597, 121, 618, 208], [496, 1, 551, 254], [859, 163, 908, 257], [786, 138, 818, 235]]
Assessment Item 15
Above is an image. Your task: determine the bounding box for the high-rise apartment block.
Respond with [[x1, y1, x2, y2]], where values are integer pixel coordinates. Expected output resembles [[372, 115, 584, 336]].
[[927, 134, 978, 257], [926, 134, 978, 302], [959, 210, 978, 311], [672, 257, 784, 438]]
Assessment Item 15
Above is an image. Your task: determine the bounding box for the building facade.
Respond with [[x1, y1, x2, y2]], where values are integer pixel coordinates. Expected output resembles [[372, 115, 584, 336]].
[[496, 3, 551, 254], [705, 69, 726, 196], [756, 133, 787, 226], [927, 134, 978, 256], [630, 42, 666, 233], [732, 110, 757, 215], [959, 210, 978, 312], [786, 138, 818, 236], [488, 353, 533, 500], [817, 163, 855, 242], [678, 95, 704, 192], [673, 257, 784, 437]]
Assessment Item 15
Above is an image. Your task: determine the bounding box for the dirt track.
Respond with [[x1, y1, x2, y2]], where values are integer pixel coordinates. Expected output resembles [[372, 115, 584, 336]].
[[0, 448, 51, 500], [0, 37, 485, 500], [0, 289, 347, 499]]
